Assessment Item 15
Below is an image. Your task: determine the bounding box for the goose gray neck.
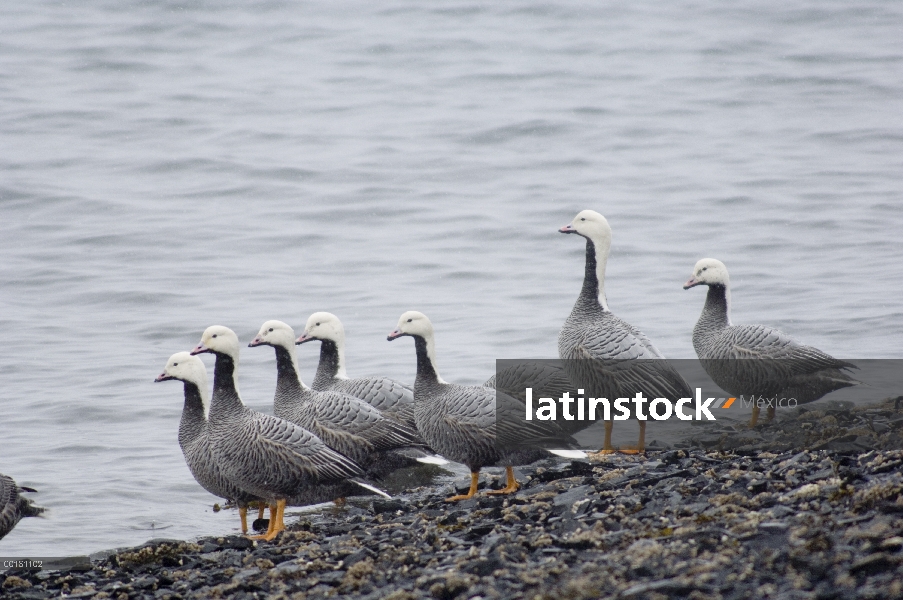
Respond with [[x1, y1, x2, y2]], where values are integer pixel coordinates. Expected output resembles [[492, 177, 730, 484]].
[[693, 284, 732, 353], [273, 344, 312, 412], [312, 339, 346, 388], [578, 238, 609, 311], [413, 335, 444, 393], [210, 353, 245, 419], [178, 381, 207, 449]]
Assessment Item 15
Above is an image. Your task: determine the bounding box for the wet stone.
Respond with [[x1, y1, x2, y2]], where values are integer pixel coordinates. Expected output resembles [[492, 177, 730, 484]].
[[372, 499, 406, 514]]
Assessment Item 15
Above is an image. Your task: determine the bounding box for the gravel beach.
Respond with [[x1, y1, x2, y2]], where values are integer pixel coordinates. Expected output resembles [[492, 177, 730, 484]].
[[4, 398, 903, 600]]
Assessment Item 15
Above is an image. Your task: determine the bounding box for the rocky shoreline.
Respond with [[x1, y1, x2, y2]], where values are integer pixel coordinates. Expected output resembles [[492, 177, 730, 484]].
[[3, 398, 903, 600]]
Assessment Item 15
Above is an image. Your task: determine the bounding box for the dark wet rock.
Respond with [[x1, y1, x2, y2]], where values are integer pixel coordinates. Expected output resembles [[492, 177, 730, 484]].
[[372, 499, 406, 514], [849, 553, 898, 576], [7, 400, 903, 599]]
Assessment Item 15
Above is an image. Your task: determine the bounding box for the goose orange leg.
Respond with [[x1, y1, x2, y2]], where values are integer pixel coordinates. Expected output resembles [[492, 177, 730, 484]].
[[249, 502, 278, 540], [590, 421, 616, 456], [487, 466, 520, 495], [239, 505, 249, 534], [446, 472, 479, 502], [750, 405, 761, 427], [619, 421, 646, 455], [261, 499, 286, 542]]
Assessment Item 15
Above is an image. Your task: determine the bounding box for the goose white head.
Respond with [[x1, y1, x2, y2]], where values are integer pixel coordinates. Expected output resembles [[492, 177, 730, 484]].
[[684, 258, 730, 290], [190, 325, 241, 359], [248, 319, 308, 389], [249, 320, 297, 350], [559, 209, 612, 246], [155, 352, 211, 418], [387, 311, 434, 341], [296, 312, 345, 346], [559, 209, 612, 309], [387, 310, 445, 383]]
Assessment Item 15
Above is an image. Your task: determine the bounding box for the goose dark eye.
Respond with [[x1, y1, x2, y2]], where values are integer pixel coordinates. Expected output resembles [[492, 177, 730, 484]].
[[580, 218, 586, 221], [212, 334, 217, 338], [173, 362, 178, 366], [268, 328, 273, 332], [407, 318, 412, 323], [702, 267, 708, 271], [316, 322, 320, 326]]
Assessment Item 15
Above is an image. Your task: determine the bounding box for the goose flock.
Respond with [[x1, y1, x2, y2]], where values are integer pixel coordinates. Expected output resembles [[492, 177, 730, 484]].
[[144, 209, 863, 543], [0, 209, 859, 545], [147, 209, 872, 543]]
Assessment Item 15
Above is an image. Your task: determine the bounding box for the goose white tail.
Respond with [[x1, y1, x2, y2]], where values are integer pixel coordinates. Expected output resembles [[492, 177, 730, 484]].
[[351, 480, 391, 498], [416, 455, 450, 465], [548, 449, 588, 459]]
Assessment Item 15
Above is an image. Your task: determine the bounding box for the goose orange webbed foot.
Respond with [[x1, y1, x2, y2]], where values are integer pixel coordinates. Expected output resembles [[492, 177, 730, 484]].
[[446, 471, 480, 502], [248, 501, 285, 541], [486, 466, 520, 495], [590, 448, 617, 456]]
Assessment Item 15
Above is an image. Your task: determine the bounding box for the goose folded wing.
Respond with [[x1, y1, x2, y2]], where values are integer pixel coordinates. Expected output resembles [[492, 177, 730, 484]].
[[575, 319, 663, 361], [338, 377, 414, 416], [727, 325, 854, 374], [439, 386, 497, 452], [251, 414, 362, 482], [312, 391, 422, 451], [604, 359, 693, 402], [495, 389, 580, 448]]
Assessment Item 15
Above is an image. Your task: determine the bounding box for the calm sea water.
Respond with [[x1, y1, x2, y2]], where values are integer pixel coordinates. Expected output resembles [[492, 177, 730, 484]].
[[1, 0, 901, 556]]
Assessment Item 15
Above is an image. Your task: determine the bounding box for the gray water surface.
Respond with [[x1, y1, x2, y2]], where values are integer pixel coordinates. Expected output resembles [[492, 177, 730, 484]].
[[1, 1, 902, 556]]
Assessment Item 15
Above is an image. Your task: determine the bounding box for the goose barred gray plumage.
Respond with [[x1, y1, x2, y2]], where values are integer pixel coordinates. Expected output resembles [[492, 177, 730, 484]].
[[0, 473, 44, 541], [485, 362, 592, 437], [249, 320, 426, 477], [155, 353, 374, 535], [296, 312, 417, 428], [155, 352, 264, 534], [557, 210, 692, 453], [684, 258, 859, 425], [388, 311, 585, 501], [191, 325, 368, 541]]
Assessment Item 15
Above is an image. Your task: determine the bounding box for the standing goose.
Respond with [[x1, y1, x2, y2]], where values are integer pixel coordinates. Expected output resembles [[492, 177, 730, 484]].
[[248, 320, 425, 477], [0, 473, 44, 541], [558, 210, 692, 453], [190, 326, 365, 541], [296, 312, 416, 429], [388, 311, 584, 501], [684, 258, 858, 425], [156, 352, 382, 532], [155, 352, 264, 534]]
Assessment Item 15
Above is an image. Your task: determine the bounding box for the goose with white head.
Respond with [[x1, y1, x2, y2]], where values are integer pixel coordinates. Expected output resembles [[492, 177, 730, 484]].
[[157, 351, 387, 533], [190, 325, 365, 541], [0, 473, 44, 541], [248, 320, 425, 477], [684, 258, 858, 425], [388, 311, 585, 502], [155, 352, 264, 534], [296, 312, 416, 428], [558, 210, 693, 453]]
